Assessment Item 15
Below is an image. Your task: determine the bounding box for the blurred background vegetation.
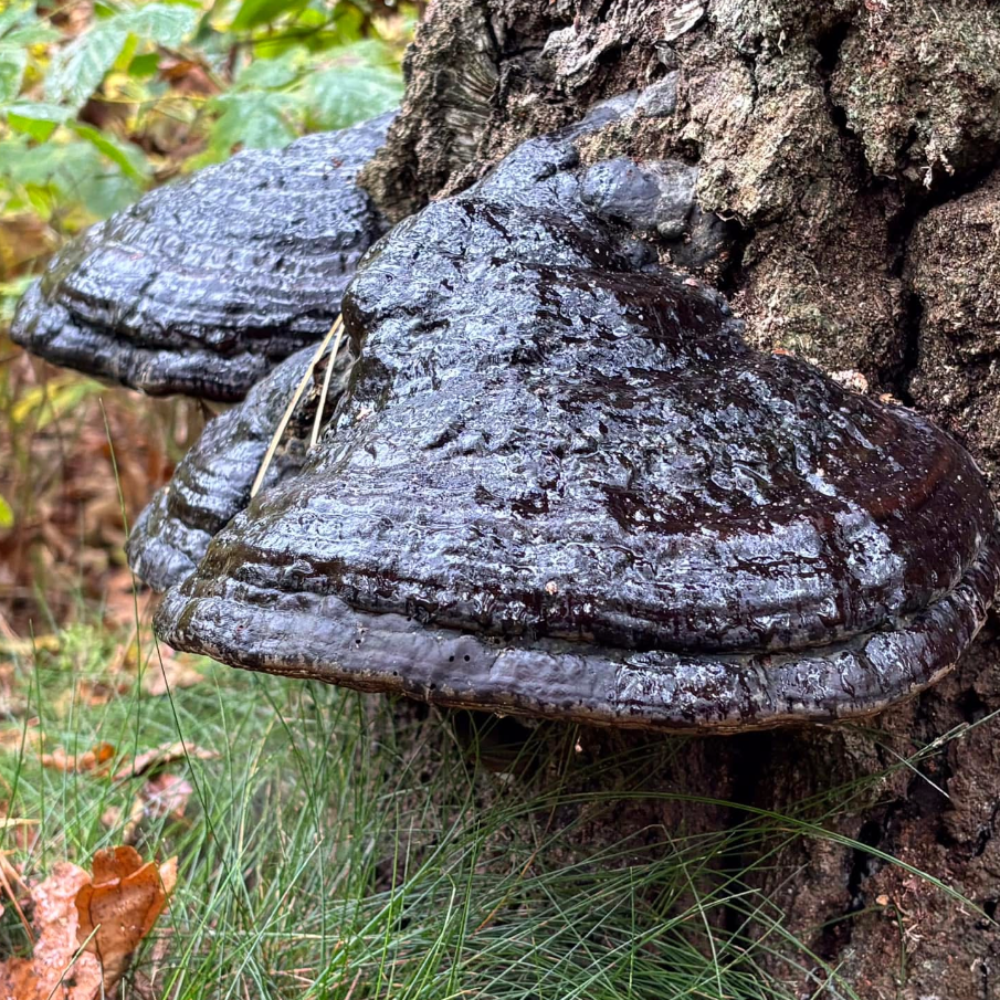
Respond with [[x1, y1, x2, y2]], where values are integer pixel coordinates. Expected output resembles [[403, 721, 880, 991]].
[[0, 0, 414, 634]]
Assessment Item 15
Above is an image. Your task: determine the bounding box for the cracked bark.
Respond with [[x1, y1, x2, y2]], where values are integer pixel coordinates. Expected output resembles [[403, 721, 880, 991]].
[[361, 1, 1000, 995]]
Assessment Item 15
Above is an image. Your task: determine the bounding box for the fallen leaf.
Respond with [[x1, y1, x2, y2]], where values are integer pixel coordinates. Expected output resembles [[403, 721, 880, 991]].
[[143, 774, 194, 821], [829, 369, 870, 394], [141, 648, 205, 696], [0, 721, 39, 752], [0, 846, 175, 999], [76, 847, 178, 986], [115, 741, 219, 780], [41, 742, 116, 775], [100, 805, 123, 830], [101, 568, 154, 632], [0, 861, 99, 1000]]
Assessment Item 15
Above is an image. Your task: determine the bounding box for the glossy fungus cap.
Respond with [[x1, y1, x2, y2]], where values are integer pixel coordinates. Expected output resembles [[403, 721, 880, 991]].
[[139, 100, 1000, 732], [10, 113, 393, 402]]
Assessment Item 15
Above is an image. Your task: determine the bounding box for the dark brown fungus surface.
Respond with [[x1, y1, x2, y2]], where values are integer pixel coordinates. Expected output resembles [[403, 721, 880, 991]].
[[10, 113, 393, 402], [127, 343, 345, 592], [142, 101, 1000, 732]]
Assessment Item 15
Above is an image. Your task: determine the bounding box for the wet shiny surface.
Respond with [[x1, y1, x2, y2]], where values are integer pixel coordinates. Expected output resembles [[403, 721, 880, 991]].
[[128, 345, 335, 591], [146, 103, 1000, 730], [10, 113, 393, 401]]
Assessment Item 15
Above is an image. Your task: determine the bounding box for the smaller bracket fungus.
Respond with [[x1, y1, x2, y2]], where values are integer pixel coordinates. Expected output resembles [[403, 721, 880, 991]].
[[10, 113, 394, 403], [134, 103, 1000, 733]]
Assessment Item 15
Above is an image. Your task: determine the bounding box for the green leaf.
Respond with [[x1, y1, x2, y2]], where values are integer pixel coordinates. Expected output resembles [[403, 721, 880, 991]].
[[127, 52, 161, 77], [303, 63, 402, 131], [207, 90, 297, 154], [0, 0, 34, 39], [121, 3, 202, 48], [230, 0, 308, 32], [0, 44, 26, 102], [44, 3, 199, 111], [1, 139, 141, 220], [3, 102, 71, 142], [45, 21, 128, 110], [113, 32, 139, 73], [4, 24, 62, 46], [0, 495, 13, 530], [0, 276, 34, 326], [24, 182, 56, 219], [233, 49, 301, 91], [76, 168, 143, 218], [70, 123, 151, 182]]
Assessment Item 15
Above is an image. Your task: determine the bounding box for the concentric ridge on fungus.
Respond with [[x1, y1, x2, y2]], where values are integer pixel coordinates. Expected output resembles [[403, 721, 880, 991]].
[[10, 112, 394, 402], [138, 99, 1000, 732]]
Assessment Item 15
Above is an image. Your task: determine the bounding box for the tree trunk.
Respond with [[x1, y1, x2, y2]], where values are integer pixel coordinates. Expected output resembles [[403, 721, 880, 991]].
[[362, 2, 1000, 994]]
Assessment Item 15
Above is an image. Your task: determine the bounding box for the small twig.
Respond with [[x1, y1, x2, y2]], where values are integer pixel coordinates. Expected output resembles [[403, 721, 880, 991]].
[[0, 854, 33, 941], [251, 315, 343, 498], [310, 320, 348, 449]]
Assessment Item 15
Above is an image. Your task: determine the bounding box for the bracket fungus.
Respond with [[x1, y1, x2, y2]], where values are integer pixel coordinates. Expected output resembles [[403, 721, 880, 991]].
[[123, 104, 1000, 733], [10, 112, 393, 403]]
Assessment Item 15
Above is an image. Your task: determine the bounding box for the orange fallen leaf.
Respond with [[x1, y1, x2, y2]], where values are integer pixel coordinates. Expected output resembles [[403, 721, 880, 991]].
[[104, 775, 195, 843], [0, 722, 39, 751], [0, 861, 98, 1000], [0, 847, 176, 999], [115, 740, 219, 780], [41, 742, 116, 775], [76, 846, 178, 985]]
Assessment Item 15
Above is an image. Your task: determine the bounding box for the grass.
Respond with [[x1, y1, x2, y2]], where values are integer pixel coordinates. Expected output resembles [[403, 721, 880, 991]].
[[0, 611, 986, 998]]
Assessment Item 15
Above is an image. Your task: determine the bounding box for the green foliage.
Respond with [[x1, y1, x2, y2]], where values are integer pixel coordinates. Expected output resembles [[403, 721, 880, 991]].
[[0, 0, 412, 313]]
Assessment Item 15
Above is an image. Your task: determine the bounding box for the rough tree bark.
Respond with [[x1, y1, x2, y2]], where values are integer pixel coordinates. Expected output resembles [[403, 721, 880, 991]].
[[359, 2, 1000, 996]]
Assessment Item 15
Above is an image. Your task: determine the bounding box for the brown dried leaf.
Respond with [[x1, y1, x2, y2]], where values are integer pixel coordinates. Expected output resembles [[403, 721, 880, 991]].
[[102, 568, 154, 632], [0, 846, 175, 999], [0, 722, 39, 752], [0, 215, 58, 281], [0, 861, 100, 1000], [76, 677, 131, 707], [143, 774, 194, 820], [115, 741, 219, 780], [158, 57, 219, 97], [111, 774, 196, 844], [75, 846, 178, 987], [41, 741, 116, 775], [141, 648, 205, 697]]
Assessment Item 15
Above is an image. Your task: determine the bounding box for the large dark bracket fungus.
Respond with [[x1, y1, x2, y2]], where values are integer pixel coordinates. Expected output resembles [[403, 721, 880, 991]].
[[10, 113, 394, 403], [138, 103, 1000, 733], [127, 94, 732, 592]]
